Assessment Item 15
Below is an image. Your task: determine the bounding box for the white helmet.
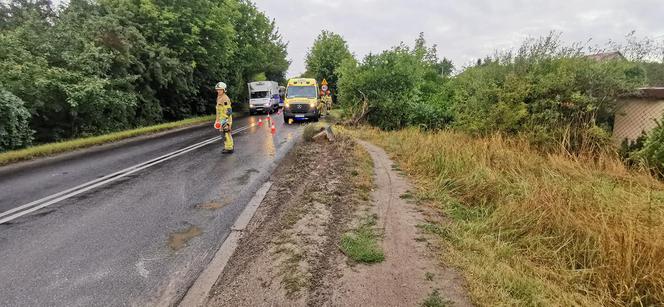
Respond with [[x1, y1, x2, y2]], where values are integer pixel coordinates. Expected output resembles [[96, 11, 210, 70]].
[[215, 82, 227, 90]]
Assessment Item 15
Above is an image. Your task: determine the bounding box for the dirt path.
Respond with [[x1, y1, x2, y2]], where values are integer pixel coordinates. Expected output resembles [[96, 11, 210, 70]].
[[329, 141, 472, 306], [206, 137, 362, 306], [205, 137, 471, 306]]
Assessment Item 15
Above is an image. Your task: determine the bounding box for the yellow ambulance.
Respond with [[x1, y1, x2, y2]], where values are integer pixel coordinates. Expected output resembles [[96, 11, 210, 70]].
[[283, 78, 320, 123]]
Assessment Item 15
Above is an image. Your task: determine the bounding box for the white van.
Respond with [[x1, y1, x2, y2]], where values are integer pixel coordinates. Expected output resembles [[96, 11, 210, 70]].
[[248, 81, 280, 115]]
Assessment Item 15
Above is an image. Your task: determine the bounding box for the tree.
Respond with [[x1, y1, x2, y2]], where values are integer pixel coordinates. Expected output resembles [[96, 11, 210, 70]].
[[304, 31, 354, 95], [0, 88, 33, 151], [0, 0, 56, 31], [336, 37, 452, 130], [227, 0, 289, 104], [0, 0, 290, 150], [437, 58, 454, 77]]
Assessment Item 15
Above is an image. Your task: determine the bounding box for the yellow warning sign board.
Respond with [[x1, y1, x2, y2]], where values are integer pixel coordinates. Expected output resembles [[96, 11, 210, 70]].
[[321, 79, 329, 92]]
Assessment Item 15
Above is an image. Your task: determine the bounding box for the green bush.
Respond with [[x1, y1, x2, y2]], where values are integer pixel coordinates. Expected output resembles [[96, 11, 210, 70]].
[[636, 117, 664, 176], [0, 88, 33, 151], [643, 62, 664, 86], [337, 34, 453, 130], [339, 32, 647, 154], [448, 35, 645, 153]]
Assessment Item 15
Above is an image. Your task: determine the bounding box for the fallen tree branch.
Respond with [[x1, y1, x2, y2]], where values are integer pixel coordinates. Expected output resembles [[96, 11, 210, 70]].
[[344, 90, 370, 126], [312, 125, 336, 142]]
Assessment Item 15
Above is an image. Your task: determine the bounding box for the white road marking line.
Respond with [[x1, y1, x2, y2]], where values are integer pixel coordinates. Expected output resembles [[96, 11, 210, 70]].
[[1, 136, 221, 219], [0, 124, 254, 225]]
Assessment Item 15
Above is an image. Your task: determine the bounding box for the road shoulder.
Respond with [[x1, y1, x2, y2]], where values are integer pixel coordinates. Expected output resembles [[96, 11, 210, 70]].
[[0, 119, 212, 175], [330, 140, 472, 306], [203, 133, 471, 306]]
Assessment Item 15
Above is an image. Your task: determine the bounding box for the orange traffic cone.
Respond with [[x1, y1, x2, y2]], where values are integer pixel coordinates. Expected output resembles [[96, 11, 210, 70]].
[[267, 114, 271, 123], [271, 123, 276, 134], [257, 118, 263, 127]]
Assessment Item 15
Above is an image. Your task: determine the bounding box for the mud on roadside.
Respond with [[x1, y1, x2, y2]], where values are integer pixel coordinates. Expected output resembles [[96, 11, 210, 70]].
[[206, 132, 374, 306]]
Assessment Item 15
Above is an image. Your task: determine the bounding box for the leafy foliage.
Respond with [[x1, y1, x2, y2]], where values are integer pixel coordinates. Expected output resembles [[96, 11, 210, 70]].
[[421, 290, 452, 307], [449, 35, 645, 153], [304, 30, 354, 95], [0, 0, 288, 150], [0, 88, 33, 151], [642, 62, 664, 86], [636, 116, 664, 176], [337, 33, 453, 130], [338, 32, 648, 154]]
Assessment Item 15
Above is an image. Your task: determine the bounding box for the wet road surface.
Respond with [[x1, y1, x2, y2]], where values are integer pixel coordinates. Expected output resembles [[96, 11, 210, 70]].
[[0, 115, 303, 306]]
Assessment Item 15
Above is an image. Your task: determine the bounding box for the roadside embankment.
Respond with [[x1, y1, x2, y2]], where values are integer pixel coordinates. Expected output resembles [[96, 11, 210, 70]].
[[0, 115, 215, 167], [206, 127, 471, 306], [206, 130, 372, 306], [350, 126, 664, 306]]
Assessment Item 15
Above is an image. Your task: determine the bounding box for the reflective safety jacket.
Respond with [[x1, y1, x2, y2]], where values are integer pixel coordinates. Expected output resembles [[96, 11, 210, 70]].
[[216, 93, 233, 127]]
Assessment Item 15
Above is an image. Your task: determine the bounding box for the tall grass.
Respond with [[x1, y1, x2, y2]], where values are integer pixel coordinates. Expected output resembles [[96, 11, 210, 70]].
[[0, 115, 215, 166], [351, 127, 664, 306]]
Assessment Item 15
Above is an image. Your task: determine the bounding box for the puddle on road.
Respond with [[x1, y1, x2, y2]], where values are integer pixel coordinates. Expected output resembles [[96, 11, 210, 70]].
[[168, 226, 202, 251], [234, 168, 259, 185]]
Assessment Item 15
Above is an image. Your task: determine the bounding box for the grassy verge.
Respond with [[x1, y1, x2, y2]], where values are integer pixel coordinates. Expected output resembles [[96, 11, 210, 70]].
[[350, 127, 664, 306], [339, 134, 384, 264], [340, 214, 385, 263], [325, 108, 347, 124], [349, 136, 375, 203], [421, 289, 453, 307], [0, 115, 215, 167]]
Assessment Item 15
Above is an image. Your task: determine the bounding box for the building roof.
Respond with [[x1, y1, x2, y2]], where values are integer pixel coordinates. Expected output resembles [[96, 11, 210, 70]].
[[638, 87, 664, 99], [585, 51, 625, 61], [622, 87, 664, 99]]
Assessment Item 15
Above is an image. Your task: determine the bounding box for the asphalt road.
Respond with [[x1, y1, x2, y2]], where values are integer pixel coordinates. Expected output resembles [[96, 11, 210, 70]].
[[0, 115, 303, 306]]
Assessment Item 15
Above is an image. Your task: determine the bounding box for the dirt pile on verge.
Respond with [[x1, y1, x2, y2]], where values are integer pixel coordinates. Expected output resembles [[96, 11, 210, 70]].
[[206, 135, 471, 306], [207, 136, 365, 306]]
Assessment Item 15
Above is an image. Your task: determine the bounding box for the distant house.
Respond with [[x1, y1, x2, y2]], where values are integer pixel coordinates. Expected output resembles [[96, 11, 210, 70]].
[[586, 51, 626, 61], [581, 51, 664, 145], [613, 87, 664, 145]]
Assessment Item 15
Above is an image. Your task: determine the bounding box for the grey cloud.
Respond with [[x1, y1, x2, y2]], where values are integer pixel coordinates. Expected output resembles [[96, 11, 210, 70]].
[[254, 0, 664, 75]]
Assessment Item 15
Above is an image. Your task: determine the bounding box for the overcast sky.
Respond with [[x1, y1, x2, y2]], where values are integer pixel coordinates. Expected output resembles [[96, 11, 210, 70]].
[[253, 0, 664, 77]]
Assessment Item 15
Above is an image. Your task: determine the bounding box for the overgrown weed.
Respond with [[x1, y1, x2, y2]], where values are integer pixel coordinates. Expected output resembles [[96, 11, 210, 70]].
[[353, 126, 664, 306]]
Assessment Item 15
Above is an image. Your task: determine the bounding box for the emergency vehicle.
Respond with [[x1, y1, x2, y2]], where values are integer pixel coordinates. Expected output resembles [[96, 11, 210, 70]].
[[283, 78, 320, 123]]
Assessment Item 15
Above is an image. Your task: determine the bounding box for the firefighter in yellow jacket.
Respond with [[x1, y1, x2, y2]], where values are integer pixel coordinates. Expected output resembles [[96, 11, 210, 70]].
[[321, 90, 333, 116], [215, 82, 234, 154]]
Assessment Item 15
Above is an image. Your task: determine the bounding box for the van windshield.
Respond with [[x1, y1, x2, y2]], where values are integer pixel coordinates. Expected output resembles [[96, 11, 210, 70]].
[[287, 86, 316, 99], [250, 91, 269, 99]]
